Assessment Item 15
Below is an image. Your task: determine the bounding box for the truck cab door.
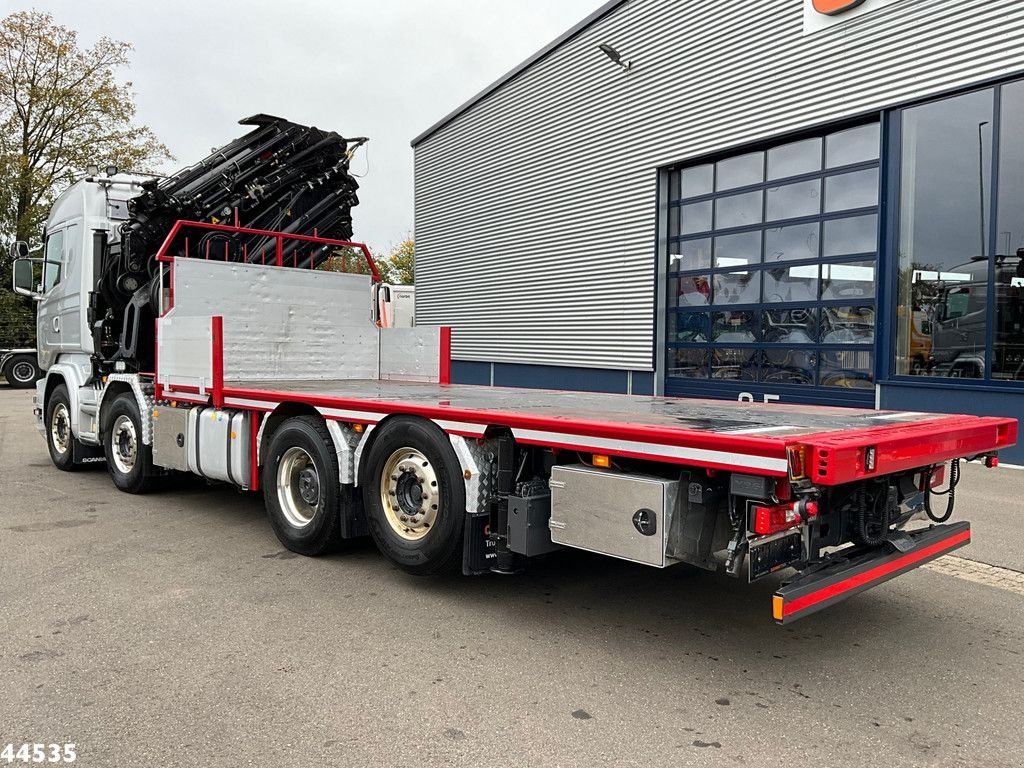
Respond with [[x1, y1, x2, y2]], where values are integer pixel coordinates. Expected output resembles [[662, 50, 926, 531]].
[[35, 228, 67, 369], [55, 223, 82, 352]]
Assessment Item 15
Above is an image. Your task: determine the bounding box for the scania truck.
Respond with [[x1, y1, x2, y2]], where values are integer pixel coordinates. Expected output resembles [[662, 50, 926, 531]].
[[11, 116, 1017, 624]]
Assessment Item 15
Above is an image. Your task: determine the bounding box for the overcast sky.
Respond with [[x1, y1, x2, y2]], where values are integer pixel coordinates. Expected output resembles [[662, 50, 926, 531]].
[[18, 0, 608, 252]]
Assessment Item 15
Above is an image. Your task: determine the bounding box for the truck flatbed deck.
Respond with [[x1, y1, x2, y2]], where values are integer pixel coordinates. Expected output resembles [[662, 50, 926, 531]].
[[213, 379, 1014, 485]]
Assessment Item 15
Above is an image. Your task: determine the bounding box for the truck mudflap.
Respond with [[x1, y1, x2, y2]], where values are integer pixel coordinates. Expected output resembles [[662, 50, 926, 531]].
[[772, 521, 971, 624]]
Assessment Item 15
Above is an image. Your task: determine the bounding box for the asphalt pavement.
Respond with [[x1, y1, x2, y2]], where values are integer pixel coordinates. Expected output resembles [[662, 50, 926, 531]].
[[1, 386, 1022, 768]]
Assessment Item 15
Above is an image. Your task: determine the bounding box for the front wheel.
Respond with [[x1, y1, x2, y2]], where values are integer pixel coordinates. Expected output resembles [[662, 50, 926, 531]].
[[362, 417, 466, 575], [104, 393, 157, 493], [3, 354, 40, 389], [45, 383, 77, 472]]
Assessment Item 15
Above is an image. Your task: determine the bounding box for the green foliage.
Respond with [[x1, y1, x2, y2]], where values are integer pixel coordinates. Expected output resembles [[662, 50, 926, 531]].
[[376, 238, 414, 285], [317, 246, 373, 275], [0, 10, 171, 347]]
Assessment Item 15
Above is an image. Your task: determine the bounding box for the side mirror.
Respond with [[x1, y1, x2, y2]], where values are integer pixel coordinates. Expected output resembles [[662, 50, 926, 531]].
[[12, 257, 40, 298], [9, 240, 29, 260]]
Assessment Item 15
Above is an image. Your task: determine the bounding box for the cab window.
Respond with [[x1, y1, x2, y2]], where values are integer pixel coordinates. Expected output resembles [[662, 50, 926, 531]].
[[43, 229, 64, 292]]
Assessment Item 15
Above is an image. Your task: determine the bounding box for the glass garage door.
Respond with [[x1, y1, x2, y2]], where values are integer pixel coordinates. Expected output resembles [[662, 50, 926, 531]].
[[665, 123, 881, 407]]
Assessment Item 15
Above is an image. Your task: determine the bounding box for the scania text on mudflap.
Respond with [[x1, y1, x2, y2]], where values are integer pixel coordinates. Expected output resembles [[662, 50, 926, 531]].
[[9, 116, 1018, 624]]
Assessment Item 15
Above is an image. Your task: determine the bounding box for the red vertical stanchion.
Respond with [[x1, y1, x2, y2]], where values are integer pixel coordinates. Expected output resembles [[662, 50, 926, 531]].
[[275, 238, 283, 267], [439, 326, 452, 385], [153, 318, 162, 400], [211, 315, 224, 408]]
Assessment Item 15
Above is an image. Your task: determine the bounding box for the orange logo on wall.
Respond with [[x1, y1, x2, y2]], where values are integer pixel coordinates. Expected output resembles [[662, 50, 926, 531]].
[[812, 0, 868, 15]]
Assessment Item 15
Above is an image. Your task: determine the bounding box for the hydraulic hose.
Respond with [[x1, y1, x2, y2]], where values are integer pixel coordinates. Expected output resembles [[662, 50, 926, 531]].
[[924, 459, 960, 523], [856, 483, 889, 547]]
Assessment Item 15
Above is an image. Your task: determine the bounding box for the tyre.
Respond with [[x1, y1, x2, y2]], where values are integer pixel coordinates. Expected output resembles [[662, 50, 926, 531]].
[[261, 416, 342, 556], [3, 354, 40, 389], [362, 416, 466, 575], [45, 383, 77, 472], [104, 393, 156, 493]]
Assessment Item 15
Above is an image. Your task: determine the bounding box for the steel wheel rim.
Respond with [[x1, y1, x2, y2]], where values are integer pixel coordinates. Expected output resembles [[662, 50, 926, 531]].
[[11, 361, 35, 383], [277, 447, 320, 528], [380, 447, 440, 541], [50, 403, 71, 455], [111, 414, 138, 474]]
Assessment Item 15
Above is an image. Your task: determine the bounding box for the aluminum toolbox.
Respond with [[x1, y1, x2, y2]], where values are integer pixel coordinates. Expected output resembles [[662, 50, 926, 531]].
[[186, 407, 251, 487], [152, 406, 189, 472], [548, 464, 680, 567]]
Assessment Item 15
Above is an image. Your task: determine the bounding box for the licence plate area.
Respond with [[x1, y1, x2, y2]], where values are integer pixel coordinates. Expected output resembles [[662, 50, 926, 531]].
[[750, 532, 802, 581]]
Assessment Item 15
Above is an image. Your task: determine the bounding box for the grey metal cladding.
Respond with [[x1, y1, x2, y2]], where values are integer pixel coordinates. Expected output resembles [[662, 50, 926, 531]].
[[413, 0, 1024, 371]]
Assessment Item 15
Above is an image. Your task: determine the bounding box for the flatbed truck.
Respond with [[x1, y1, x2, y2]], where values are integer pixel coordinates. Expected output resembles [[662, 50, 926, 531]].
[[10, 117, 1017, 624]]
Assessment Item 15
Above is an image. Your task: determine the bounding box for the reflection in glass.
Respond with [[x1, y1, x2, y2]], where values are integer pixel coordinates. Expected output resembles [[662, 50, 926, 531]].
[[825, 168, 879, 213], [824, 214, 877, 257], [713, 269, 760, 305], [716, 152, 764, 192], [714, 230, 761, 268], [994, 80, 1024, 381], [821, 261, 876, 300], [681, 165, 714, 199], [669, 238, 712, 272], [712, 311, 757, 342], [895, 88, 993, 377], [762, 348, 816, 385], [669, 312, 710, 342], [671, 348, 710, 378], [765, 222, 819, 262], [768, 137, 822, 181], [764, 264, 819, 302], [822, 305, 875, 344], [763, 308, 817, 344], [826, 123, 880, 168], [681, 200, 713, 234], [711, 348, 758, 380], [766, 179, 821, 222], [820, 350, 873, 388], [715, 190, 763, 230], [669, 274, 712, 307]]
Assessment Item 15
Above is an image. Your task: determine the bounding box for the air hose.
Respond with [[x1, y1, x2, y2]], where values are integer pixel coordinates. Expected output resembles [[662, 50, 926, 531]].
[[924, 459, 961, 523], [856, 483, 890, 547]]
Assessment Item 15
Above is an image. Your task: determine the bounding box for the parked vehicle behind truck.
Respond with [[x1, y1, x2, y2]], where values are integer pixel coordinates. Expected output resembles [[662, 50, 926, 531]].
[[11, 116, 1018, 625]]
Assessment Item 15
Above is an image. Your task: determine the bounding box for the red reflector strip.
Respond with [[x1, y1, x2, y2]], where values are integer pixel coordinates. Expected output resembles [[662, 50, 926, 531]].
[[782, 528, 971, 618]]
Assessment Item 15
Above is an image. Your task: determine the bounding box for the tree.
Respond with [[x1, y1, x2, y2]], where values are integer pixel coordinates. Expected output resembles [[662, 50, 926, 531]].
[[376, 238, 415, 285], [0, 10, 171, 349]]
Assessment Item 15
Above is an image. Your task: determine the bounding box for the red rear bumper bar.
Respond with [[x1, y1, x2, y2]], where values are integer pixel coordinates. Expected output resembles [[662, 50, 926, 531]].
[[773, 521, 971, 624]]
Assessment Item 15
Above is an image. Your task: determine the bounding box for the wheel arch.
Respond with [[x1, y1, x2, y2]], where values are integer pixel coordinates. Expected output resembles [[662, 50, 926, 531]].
[[99, 375, 154, 445]]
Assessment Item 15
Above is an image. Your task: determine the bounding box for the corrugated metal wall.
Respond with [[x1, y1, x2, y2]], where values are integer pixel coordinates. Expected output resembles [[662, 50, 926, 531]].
[[413, 0, 1024, 370]]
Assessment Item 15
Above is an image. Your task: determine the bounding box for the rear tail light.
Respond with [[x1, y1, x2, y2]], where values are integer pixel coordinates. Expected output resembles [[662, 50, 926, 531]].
[[752, 500, 818, 536], [787, 445, 808, 481]]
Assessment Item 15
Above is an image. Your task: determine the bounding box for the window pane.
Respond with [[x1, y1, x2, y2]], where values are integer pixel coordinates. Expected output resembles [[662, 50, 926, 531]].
[[764, 263, 819, 303], [716, 152, 764, 191], [712, 348, 758, 381], [712, 310, 758, 342], [824, 214, 877, 257], [768, 137, 822, 181], [669, 237, 712, 271], [762, 348, 817, 386], [715, 190, 763, 229], [43, 230, 64, 292], [822, 305, 875, 344], [713, 269, 760, 305], [825, 168, 879, 213], [821, 260, 876, 300], [994, 80, 1024, 382], [895, 89, 993, 377], [820, 349, 874, 388], [670, 348, 709, 378], [669, 169, 682, 201], [714, 231, 761, 269], [681, 200, 713, 234], [763, 308, 818, 344], [766, 179, 821, 222], [669, 274, 712, 307], [669, 312, 710, 342], [765, 222, 819, 262], [681, 164, 714, 199], [827, 123, 880, 168]]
